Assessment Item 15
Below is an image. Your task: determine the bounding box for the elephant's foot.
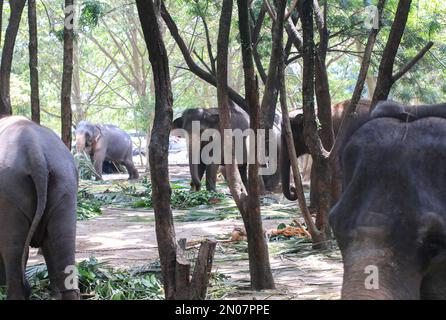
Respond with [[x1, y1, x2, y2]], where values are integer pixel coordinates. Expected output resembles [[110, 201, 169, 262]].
[[128, 171, 140, 181], [190, 182, 201, 192], [205, 184, 217, 192]]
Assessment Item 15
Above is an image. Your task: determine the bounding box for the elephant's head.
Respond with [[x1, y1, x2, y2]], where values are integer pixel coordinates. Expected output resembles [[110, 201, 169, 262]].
[[171, 108, 220, 191], [75, 121, 100, 155], [281, 113, 309, 200], [174, 108, 219, 132]]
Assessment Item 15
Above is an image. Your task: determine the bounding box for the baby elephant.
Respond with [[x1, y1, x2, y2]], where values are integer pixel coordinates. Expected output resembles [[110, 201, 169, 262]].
[[75, 121, 139, 180], [0, 116, 79, 300]]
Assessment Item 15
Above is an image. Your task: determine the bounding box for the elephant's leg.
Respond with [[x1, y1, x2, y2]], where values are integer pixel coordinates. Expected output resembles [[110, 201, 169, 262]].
[[3, 250, 28, 300], [191, 162, 206, 191], [205, 163, 218, 192], [421, 267, 446, 299], [42, 199, 79, 300], [0, 205, 31, 300], [92, 152, 105, 181], [124, 159, 139, 180], [0, 255, 5, 286]]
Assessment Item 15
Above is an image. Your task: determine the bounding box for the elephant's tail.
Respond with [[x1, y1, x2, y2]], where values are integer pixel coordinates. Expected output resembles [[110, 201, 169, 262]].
[[22, 147, 49, 287]]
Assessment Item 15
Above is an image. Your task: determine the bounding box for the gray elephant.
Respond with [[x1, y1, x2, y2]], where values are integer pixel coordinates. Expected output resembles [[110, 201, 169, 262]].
[[330, 101, 446, 299], [75, 121, 139, 180], [171, 104, 249, 191], [0, 116, 79, 300], [261, 114, 282, 192], [281, 99, 371, 201]]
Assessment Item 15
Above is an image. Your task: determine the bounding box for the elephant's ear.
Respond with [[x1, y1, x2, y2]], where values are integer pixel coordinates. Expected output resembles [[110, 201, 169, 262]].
[[93, 125, 103, 143], [172, 117, 183, 129]]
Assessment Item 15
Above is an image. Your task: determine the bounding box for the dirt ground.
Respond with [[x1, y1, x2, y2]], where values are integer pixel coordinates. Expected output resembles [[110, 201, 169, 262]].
[[29, 162, 343, 300]]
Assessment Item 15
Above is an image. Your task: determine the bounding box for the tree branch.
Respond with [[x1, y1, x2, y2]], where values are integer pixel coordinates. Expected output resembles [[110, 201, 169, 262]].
[[160, 1, 248, 111], [263, 0, 277, 22], [284, 0, 299, 21], [371, 0, 412, 108], [392, 41, 434, 83]]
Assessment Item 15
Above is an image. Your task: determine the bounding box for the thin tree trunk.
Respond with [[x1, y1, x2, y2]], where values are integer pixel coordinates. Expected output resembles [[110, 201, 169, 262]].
[[0, 0, 26, 116], [313, 0, 333, 150], [279, 2, 322, 244], [137, 0, 217, 300], [355, 40, 376, 98], [136, 0, 177, 300], [312, 0, 333, 215], [258, 0, 286, 192], [370, 0, 412, 108], [61, 0, 74, 149], [29, 0, 40, 124], [0, 0, 3, 47], [330, 0, 386, 202], [300, 0, 331, 246], [72, 38, 83, 124], [237, 0, 275, 290]]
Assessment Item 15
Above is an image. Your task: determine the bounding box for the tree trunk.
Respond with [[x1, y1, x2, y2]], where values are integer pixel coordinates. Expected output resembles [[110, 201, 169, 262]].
[[0, 0, 26, 116], [312, 0, 333, 215], [370, 0, 412, 108], [299, 0, 331, 246], [314, 0, 333, 150], [330, 0, 386, 203], [355, 40, 376, 98], [0, 0, 3, 47], [72, 38, 83, 125], [28, 0, 40, 124], [61, 0, 74, 149], [216, 0, 275, 290], [136, 0, 176, 300], [258, 0, 285, 192], [137, 0, 217, 300], [237, 0, 275, 290]]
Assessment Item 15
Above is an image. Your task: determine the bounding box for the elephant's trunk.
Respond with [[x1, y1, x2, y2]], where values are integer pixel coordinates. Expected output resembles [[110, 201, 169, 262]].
[[281, 135, 298, 201], [76, 134, 86, 154], [341, 252, 421, 300]]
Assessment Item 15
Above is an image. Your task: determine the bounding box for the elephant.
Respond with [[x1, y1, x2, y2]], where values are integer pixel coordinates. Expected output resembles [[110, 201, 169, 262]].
[[171, 103, 249, 191], [75, 121, 139, 180], [330, 101, 446, 299], [0, 116, 79, 300], [260, 113, 282, 193], [281, 99, 371, 202]]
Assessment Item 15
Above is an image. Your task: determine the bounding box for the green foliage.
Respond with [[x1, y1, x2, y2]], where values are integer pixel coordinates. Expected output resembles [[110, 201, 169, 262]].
[[4, 0, 446, 133], [80, 1, 109, 31], [74, 152, 98, 180], [132, 181, 227, 209], [0, 258, 163, 300], [77, 189, 103, 220], [77, 258, 163, 300]]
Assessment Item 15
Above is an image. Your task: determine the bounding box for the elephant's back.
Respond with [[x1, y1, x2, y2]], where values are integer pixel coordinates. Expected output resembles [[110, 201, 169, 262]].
[[102, 125, 132, 144], [0, 116, 77, 185]]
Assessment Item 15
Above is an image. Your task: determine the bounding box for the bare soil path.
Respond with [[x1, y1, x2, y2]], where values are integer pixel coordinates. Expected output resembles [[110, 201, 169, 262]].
[[29, 164, 343, 300]]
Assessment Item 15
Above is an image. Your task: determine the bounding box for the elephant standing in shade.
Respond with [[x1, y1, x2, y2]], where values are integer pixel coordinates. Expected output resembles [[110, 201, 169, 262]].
[[261, 114, 282, 192], [171, 104, 250, 192], [75, 121, 139, 180], [0, 116, 79, 300], [281, 99, 371, 201]]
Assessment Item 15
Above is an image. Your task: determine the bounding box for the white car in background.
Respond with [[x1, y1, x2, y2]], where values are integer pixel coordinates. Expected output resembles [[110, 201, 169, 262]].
[[129, 132, 187, 157]]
